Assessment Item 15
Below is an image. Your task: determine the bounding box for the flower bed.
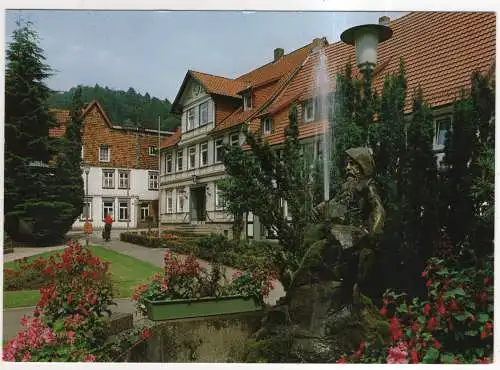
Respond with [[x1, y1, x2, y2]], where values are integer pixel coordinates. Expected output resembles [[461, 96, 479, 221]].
[[133, 250, 275, 321], [3, 241, 153, 362], [336, 254, 493, 364]]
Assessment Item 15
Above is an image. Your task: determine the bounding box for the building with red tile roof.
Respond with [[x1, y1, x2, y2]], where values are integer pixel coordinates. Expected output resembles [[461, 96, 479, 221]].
[[50, 100, 172, 230], [159, 12, 495, 239]]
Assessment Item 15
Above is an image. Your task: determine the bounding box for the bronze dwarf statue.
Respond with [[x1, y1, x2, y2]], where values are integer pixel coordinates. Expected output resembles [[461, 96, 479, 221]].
[[289, 147, 385, 298]]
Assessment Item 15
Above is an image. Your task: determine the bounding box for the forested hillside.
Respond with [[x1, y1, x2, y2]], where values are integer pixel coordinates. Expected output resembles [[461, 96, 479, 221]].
[[48, 85, 180, 131]]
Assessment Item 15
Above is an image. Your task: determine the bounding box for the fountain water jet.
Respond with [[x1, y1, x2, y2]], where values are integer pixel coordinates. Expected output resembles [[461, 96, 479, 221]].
[[313, 48, 332, 202]]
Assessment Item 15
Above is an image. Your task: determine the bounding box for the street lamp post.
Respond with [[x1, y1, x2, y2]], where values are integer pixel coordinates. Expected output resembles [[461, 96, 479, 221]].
[[340, 17, 393, 146], [83, 164, 91, 247]]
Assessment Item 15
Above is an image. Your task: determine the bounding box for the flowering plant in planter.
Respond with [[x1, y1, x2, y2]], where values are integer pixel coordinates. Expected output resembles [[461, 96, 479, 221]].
[[336, 253, 493, 364], [133, 250, 274, 316]]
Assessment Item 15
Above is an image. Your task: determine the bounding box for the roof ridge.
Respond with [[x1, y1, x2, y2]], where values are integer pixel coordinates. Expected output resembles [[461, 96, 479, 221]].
[[235, 40, 315, 81], [190, 69, 237, 82]]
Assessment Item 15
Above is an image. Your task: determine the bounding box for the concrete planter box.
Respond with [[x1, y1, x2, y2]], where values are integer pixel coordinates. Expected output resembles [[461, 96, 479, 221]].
[[145, 295, 262, 321]]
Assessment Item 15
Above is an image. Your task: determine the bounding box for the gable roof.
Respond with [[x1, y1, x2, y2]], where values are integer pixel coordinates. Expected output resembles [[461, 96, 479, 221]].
[[160, 126, 181, 149], [49, 100, 174, 138]]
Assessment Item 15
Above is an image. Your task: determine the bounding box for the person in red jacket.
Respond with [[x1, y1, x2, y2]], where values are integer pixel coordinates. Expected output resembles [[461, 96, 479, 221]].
[[103, 212, 114, 241]]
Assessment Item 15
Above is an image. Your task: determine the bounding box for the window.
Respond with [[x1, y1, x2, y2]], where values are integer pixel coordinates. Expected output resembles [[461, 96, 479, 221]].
[[316, 139, 323, 161], [177, 189, 186, 212], [99, 145, 110, 162], [434, 116, 451, 147], [244, 93, 252, 110], [187, 108, 195, 130], [149, 171, 159, 190], [177, 149, 184, 171], [230, 133, 239, 147], [102, 199, 114, 220], [148, 146, 158, 156], [80, 197, 92, 221], [167, 191, 173, 213], [102, 170, 115, 188], [118, 170, 130, 189], [215, 185, 225, 210], [262, 117, 273, 135], [215, 138, 224, 163], [200, 142, 208, 167], [140, 205, 149, 221], [188, 146, 196, 169], [200, 102, 209, 125], [304, 100, 315, 123], [166, 153, 173, 173], [81, 146, 84, 160], [118, 199, 130, 221]]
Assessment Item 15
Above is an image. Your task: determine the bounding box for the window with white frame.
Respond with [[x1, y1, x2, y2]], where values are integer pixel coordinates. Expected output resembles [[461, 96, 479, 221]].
[[177, 189, 186, 212], [215, 184, 225, 210], [118, 170, 130, 189], [304, 100, 315, 123], [187, 108, 196, 130], [140, 205, 149, 221], [244, 93, 252, 111], [166, 191, 173, 213], [200, 102, 209, 126], [166, 153, 173, 173], [99, 145, 110, 162], [434, 116, 451, 147], [81, 146, 84, 160], [102, 170, 115, 188], [149, 171, 159, 190], [118, 199, 130, 221], [80, 197, 92, 221], [188, 146, 196, 169], [148, 146, 158, 156], [200, 142, 208, 167], [102, 199, 114, 220], [230, 133, 239, 146], [215, 138, 224, 163], [262, 117, 273, 135], [177, 149, 183, 171]]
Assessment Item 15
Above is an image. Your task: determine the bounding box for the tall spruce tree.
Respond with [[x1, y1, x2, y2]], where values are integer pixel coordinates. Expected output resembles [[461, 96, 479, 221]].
[[4, 20, 56, 243], [50, 87, 86, 233]]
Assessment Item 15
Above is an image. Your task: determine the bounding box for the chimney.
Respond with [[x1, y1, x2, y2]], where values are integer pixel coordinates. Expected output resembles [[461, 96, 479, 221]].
[[378, 16, 390, 26], [312, 37, 329, 51], [274, 48, 284, 62]]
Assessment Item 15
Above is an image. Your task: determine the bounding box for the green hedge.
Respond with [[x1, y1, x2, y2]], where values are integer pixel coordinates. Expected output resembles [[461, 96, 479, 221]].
[[119, 232, 282, 272]]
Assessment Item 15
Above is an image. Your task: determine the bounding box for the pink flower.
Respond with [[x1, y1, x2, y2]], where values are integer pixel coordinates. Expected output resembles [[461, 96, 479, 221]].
[[21, 351, 31, 362], [387, 342, 409, 364], [423, 303, 431, 316], [67, 331, 76, 344], [380, 306, 388, 316], [84, 354, 97, 362], [427, 316, 438, 330], [389, 317, 403, 342], [410, 349, 419, 363]]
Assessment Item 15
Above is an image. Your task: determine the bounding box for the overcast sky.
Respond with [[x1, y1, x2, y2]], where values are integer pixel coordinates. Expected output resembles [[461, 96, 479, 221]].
[[5, 10, 407, 102]]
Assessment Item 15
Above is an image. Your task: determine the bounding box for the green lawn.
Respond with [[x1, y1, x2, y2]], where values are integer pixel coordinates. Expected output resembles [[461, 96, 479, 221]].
[[3, 245, 162, 309]]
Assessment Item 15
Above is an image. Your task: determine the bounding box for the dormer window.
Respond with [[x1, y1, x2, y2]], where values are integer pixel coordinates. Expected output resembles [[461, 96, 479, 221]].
[[304, 100, 315, 123], [244, 93, 252, 111], [262, 117, 273, 135]]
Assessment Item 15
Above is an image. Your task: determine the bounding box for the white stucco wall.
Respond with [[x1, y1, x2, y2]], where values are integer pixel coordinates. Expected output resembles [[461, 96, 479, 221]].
[[73, 166, 160, 229]]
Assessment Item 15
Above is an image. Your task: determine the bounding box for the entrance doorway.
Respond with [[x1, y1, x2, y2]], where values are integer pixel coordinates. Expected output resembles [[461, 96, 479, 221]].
[[190, 186, 206, 222]]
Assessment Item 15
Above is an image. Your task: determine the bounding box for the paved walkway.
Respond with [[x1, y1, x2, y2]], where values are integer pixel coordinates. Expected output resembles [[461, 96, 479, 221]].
[[2, 231, 285, 343]]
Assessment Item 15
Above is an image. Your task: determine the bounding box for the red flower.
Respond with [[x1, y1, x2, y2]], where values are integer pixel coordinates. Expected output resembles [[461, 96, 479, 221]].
[[411, 350, 419, 363], [140, 328, 152, 340], [449, 299, 458, 311], [483, 276, 490, 285], [84, 354, 96, 362], [427, 316, 438, 330], [380, 306, 388, 316], [423, 303, 431, 316], [437, 302, 446, 315], [421, 270, 428, 278], [389, 317, 403, 342], [426, 279, 433, 287], [336, 357, 348, 363], [67, 331, 76, 344], [478, 357, 491, 364], [433, 339, 442, 349], [480, 330, 488, 340]]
